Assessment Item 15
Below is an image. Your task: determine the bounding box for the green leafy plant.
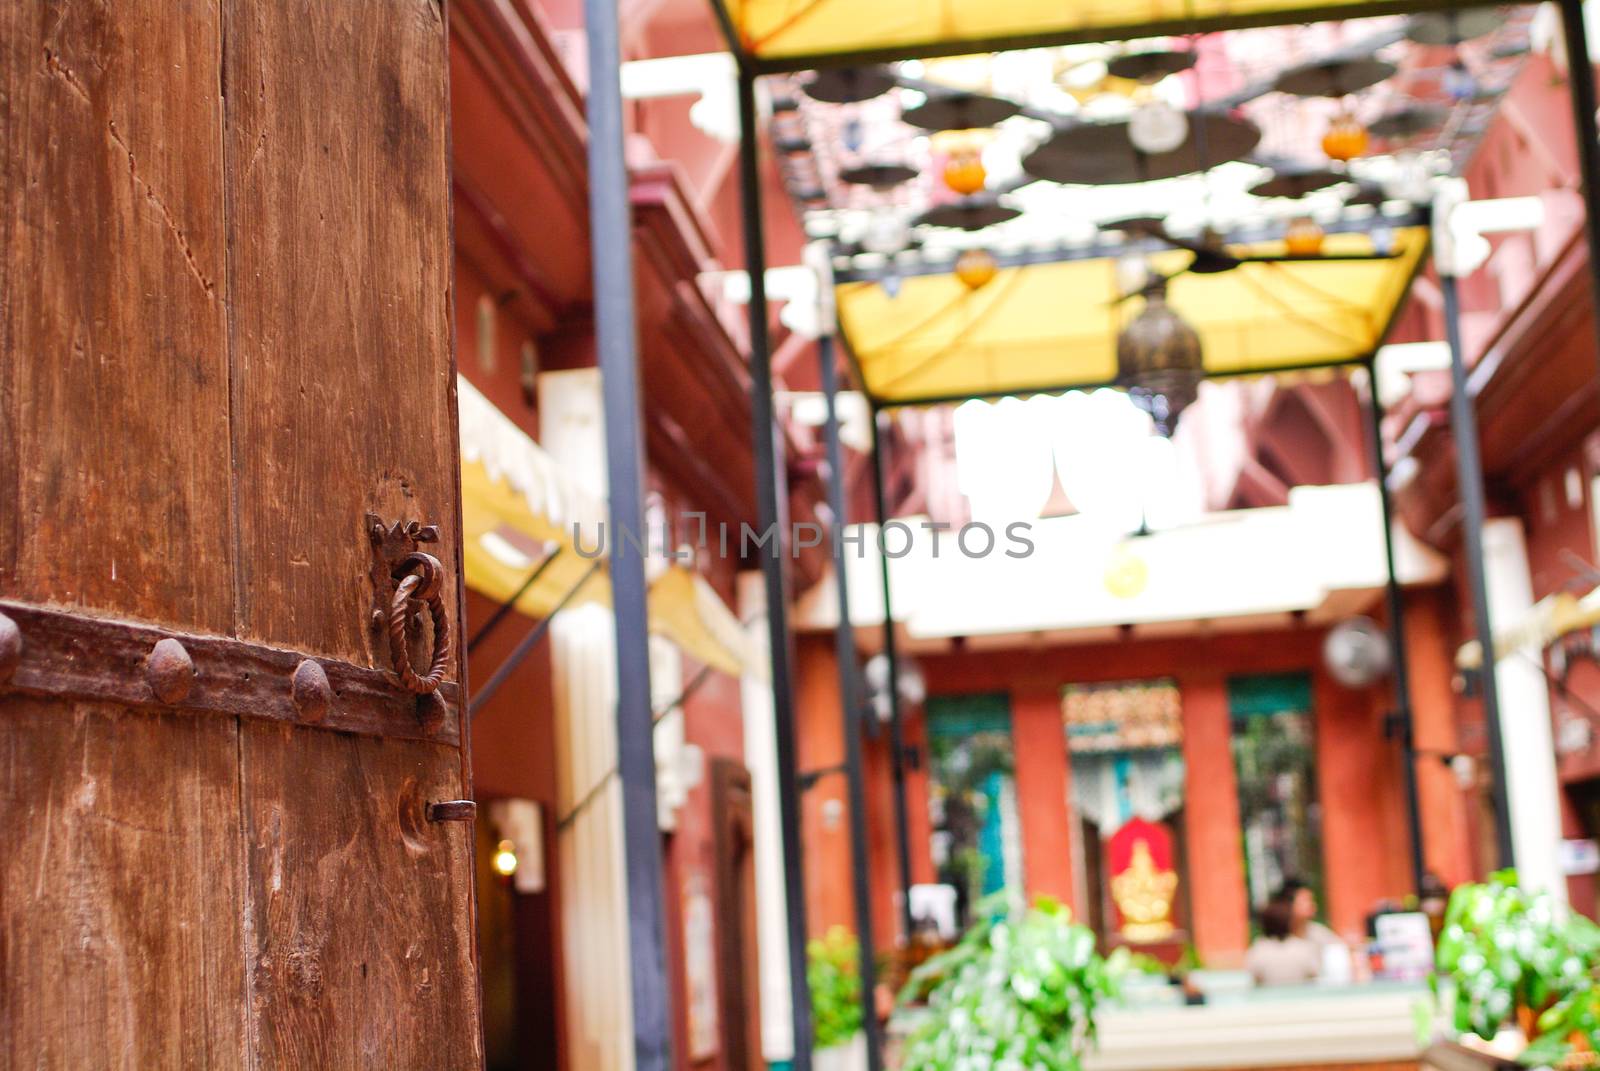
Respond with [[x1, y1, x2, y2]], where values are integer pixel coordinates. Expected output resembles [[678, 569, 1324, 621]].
[[809, 926, 864, 1050], [1435, 870, 1600, 1066], [897, 894, 1120, 1071], [1121, 950, 1171, 977]]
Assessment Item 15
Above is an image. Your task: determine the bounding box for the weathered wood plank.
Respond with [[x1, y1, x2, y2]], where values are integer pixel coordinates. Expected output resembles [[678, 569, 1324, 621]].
[[3, 5, 480, 1069], [0, 699, 247, 1069], [221, 6, 480, 1064], [223, 0, 460, 672], [0, 0, 233, 633], [239, 722, 482, 1069]]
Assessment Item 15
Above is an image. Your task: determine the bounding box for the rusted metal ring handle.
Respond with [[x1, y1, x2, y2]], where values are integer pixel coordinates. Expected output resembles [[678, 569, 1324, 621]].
[[387, 553, 450, 694]]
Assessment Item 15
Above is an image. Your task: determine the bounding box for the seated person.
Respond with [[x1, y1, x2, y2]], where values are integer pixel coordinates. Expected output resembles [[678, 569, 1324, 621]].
[[1275, 878, 1340, 948], [1245, 899, 1321, 986]]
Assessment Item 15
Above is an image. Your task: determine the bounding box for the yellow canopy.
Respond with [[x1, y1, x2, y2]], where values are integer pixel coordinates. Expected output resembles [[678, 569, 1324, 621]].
[[715, 0, 1463, 66], [461, 452, 610, 619], [838, 226, 1428, 405], [459, 377, 750, 676]]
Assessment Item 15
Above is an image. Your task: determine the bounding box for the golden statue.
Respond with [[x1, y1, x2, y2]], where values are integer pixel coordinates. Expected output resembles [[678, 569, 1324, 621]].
[[1110, 838, 1178, 942]]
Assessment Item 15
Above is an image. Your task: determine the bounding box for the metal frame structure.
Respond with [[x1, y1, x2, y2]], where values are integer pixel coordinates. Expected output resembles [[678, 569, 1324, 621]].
[[817, 333, 886, 1071], [831, 210, 1432, 285], [737, 65, 817, 1071], [867, 408, 919, 949], [1362, 359, 1428, 892], [575, 2, 1600, 1069], [835, 209, 1434, 411], [1441, 267, 1517, 869]]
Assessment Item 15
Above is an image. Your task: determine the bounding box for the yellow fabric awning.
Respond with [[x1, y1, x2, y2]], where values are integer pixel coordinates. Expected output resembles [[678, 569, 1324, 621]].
[[461, 453, 610, 619], [837, 226, 1428, 405], [459, 376, 750, 676], [715, 0, 1463, 66], [646, 567, 757, 680]]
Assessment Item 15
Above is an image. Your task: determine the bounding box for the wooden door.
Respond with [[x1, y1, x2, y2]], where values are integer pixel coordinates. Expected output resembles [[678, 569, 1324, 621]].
[[711, 759, 764, 1071], [0, 3, 482, 1068]]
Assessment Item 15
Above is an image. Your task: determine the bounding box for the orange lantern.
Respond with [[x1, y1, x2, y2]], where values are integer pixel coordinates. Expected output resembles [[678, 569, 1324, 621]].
[[1321, 111, 1368, 163], [955, 248, 998, 290], [943, 149, 987, 196], [1285, 216, 1325, 255]]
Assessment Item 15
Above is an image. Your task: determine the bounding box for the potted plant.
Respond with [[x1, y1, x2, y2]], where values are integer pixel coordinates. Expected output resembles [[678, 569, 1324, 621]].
[[896, 895, 1120, 1071], [810, 927, 867, 1071], [1435, 869, 1600, 1067]]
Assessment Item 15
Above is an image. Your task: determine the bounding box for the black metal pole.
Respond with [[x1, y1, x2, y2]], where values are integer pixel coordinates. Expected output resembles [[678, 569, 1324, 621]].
[[1559, 0, 1600, 379], [468, 559, 602, 719], [1440, 270, 1517, 870], [818, 333, 884, 1071], [736, 67, 814, 1071], [1361, 364, 1426, 893], [868, 409, 917, 944], [583, 0, 672, 1065]]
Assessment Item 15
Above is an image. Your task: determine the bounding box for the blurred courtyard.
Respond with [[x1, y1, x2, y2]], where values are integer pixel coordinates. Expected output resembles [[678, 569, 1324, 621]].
[[7, 2, 1600, 1070]]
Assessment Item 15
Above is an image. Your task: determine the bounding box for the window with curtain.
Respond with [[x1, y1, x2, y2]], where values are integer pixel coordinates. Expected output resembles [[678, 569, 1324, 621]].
[[1063, 679, 1187, 949]]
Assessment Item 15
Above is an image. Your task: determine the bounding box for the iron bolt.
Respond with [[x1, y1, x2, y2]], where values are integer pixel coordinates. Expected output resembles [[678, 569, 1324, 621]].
[[427, 800, 476, 823], [291, 659, 332, 723], [145, 637, 194, 705], [0, 611, 19, 685]]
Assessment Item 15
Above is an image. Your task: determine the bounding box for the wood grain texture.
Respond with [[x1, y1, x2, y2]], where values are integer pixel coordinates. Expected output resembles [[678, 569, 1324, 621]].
[[239, 722, 482, 1069], [223, 0, 460, 671], [0, 0, 233, 632], [0, 698, 247, 1069], [2, 3, 480, 1067]]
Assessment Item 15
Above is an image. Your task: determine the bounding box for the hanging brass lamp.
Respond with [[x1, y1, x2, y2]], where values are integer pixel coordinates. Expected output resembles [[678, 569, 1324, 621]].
[[1116, 278, 1203, 436]]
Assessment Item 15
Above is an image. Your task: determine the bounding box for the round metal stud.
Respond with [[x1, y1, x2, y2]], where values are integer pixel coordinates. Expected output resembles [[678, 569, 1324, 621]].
[[0, 611, 20, 685], [146, 637, 195, 705], [291, 659, 333, 724], [416, 690, 449, 732]]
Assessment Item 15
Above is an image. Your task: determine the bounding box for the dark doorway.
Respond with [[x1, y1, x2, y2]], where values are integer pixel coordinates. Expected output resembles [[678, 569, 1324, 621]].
[[712, 759, 764, 1071]]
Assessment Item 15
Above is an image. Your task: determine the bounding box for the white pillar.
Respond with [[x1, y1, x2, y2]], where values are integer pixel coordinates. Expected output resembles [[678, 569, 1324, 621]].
[[541, 368, 637, 1071], [1484, 517, 1567, 900], [738, 570, 795, 1064]]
